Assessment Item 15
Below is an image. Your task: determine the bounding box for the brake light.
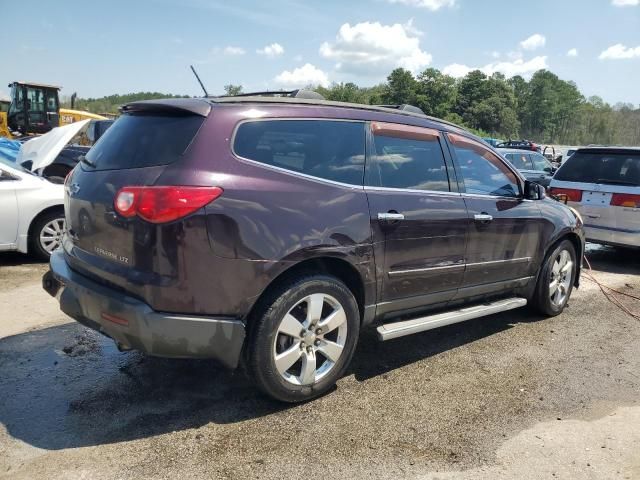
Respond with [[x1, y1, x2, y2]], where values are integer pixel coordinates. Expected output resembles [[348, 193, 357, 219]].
[[549, 187, 583, 202], [611, 193, 640, 208], [114, 186, 223, 223]]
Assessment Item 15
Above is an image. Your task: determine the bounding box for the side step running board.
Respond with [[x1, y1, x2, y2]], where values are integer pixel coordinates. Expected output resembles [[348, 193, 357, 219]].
[[377, 297, 527, 341]]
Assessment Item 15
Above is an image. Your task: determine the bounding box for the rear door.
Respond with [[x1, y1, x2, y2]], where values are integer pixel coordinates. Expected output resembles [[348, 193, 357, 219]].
[[446, 134, 543, 294], [365, 122, 468, 318]]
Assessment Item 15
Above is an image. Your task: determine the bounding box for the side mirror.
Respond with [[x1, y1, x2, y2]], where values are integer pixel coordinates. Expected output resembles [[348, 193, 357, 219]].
[[524, 180, 546, 200]]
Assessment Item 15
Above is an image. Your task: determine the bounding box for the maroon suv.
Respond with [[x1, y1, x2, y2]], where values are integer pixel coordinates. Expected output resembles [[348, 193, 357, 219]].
[[43, 92, 584, 402]]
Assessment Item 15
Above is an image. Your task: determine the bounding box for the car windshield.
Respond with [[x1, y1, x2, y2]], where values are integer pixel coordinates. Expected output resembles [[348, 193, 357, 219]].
[[0, 156, 33, 175], [554, 151, 640, 186]]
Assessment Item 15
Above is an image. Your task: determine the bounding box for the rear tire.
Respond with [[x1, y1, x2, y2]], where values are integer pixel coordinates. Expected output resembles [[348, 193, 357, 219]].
[[530, 240, 577, 316], [29, 210, 65, 261], [247, 275, 360, 403]]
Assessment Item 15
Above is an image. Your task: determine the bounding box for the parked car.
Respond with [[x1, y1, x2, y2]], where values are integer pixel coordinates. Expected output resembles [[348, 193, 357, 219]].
[[43, 93, 585, 402], [15, 119, 114, 183], [496, 139, 542, 153], [482, 137, 504, 147], [39, 120, 114, 182], [501, 148, 557, 187], [0, 157, 64, 260], [549, 147, 640, 248]]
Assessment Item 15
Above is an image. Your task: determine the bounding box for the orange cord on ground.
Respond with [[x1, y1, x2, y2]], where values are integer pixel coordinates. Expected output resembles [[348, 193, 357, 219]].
[[582, 255, 640, 321]]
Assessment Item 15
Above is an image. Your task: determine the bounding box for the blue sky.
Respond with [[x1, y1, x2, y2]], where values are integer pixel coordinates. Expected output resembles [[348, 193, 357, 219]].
[[1, 0, 639, 104]]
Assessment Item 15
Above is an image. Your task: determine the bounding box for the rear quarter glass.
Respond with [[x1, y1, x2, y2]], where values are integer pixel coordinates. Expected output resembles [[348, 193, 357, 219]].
[[85, 113, 204, 171]]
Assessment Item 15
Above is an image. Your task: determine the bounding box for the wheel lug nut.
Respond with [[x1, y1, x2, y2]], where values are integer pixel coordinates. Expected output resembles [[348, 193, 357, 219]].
[[314, 340, 320, 346], [300, 342, 305, 348], [316, 328, 322, 335]]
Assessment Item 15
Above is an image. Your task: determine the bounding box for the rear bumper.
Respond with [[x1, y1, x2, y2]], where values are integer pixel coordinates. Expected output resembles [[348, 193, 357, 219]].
[[43, 250, 246, 368], [584, 224, 640, 248]]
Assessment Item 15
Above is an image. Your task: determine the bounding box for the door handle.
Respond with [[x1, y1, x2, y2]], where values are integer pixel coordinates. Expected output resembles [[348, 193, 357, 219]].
[[474, 213, 493, 223], [378, 212, 405, 222]]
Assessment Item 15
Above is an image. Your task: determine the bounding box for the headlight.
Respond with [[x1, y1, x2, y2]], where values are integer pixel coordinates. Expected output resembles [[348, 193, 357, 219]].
[[568, 206, 583, 227]]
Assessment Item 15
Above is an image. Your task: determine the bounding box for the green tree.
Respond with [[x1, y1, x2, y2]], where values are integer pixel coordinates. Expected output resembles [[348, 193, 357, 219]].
[[382, 68, 417, 105], [414, 68, 457, 119], [224, 84, 243, 96]]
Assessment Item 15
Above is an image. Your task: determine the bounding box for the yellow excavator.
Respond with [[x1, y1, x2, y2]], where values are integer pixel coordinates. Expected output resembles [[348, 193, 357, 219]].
[[0, 81, 106, 139]]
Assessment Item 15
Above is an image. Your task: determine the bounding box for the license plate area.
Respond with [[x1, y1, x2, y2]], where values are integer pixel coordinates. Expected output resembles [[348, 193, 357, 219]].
[[582, 191, 612, 206]]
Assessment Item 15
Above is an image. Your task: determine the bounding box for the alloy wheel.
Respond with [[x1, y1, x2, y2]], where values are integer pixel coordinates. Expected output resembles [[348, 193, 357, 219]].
[[39, 218, 65, 254], [549, 249, 573, 307], [273, 293, 348, 386]]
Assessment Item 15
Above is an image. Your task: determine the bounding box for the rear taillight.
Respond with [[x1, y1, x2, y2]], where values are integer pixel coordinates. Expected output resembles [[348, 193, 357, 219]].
[[549, 187, 583, 202], [611, 193, 640, 208], [114, 186, 223, 223]]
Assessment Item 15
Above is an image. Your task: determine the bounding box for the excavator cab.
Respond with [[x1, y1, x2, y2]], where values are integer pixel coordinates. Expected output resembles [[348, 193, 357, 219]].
[[7, 82, 61, 135]]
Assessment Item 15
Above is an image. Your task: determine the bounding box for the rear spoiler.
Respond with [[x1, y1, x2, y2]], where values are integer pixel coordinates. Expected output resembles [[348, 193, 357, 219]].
[[121, 98, 211, 117]]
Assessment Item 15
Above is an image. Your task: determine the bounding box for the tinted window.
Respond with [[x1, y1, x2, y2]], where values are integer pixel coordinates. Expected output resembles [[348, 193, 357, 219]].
[[85, 114, 204, 171], [234, 120, 365, 185], [554, 152, 640, 186], [368, 133, 450, 191], [507, 152, 533, 170], [531, 153, 551, 171], [450, 134, 520, 197]]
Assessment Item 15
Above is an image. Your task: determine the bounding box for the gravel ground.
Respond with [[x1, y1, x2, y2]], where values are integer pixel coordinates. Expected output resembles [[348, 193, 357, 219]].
[[0, 245, 638, 479]]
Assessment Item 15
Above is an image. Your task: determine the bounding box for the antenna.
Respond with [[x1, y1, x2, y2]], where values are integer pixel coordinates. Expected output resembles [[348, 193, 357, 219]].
[[190, 65, 209, 97]]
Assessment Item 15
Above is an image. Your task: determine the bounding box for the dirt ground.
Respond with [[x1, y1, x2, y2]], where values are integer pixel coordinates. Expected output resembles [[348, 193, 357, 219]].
[[0, 245, 639, 479]]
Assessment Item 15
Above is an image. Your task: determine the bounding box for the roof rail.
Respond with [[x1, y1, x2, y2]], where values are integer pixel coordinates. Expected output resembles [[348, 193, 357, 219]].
[[215, 89, 325, 100], [376, 104, 426, 115]]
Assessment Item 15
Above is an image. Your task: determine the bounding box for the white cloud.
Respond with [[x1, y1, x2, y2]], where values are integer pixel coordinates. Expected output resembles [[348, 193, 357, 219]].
[[222, 46, 245, 56], [274, 63, 330, 87], [612, 0, 638, 6], [567, 48, 578, 57], [599, 43, 640, 59], [257, 43, 284, 57], [319, 21, 432, 75], [442, 56, 548, 79], [519, 34, 546, 51], [384, 0, 456, 10]]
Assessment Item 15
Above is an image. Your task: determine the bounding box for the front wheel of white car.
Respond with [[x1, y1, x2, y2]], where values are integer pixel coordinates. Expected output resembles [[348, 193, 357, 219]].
[[30, 210, 65, 261]]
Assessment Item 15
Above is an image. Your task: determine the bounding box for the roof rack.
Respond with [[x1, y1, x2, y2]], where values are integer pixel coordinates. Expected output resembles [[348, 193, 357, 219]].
[[376, 104, 426, 115], [215, 89, 325, 100]]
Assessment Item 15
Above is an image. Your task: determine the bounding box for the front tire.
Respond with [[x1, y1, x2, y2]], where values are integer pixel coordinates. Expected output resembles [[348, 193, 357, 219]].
[[30, 210, 65, 261], [247, 275, 360, 403], [531, 240, 577, 316]]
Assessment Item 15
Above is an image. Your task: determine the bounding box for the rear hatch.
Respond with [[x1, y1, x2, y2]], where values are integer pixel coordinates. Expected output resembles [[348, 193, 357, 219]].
[[64, 99, 211, 294], [550, 149, 640, 233]]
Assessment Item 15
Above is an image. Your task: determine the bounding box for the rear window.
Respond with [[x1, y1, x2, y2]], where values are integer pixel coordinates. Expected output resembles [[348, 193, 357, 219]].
[[233, 120, 365, 185], [554, 151, 640, 186], [85, 113, 204, 170]]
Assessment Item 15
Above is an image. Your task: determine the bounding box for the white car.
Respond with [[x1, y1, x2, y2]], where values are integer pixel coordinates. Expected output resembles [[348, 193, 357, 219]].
[[549, 147, 640, 248], [0, 157, 65, 260]]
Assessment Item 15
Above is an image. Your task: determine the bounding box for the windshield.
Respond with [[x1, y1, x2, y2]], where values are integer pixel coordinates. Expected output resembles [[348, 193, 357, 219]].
[[0, 156, 32, 175], [554, 151, 640, 186]]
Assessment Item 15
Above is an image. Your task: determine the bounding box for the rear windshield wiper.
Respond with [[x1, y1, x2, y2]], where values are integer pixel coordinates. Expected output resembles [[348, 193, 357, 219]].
[[78, 155, 96, 168], [595, 178, 639, 186]]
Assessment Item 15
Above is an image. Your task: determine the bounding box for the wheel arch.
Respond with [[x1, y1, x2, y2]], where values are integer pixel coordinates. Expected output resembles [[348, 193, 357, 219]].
[[27, 205, 65, 254], [246, 256, 368, 327]]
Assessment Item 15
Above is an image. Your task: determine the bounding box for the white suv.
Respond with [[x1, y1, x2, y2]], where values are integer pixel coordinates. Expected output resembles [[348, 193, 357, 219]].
[[549, 147, 640, 248]]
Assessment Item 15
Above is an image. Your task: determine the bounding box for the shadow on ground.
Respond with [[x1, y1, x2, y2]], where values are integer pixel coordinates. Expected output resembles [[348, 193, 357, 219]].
[[0, 307, 533, 451]]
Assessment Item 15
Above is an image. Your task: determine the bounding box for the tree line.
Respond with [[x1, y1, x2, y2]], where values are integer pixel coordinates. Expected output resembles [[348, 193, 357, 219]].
[[64, 70, 640, 146]]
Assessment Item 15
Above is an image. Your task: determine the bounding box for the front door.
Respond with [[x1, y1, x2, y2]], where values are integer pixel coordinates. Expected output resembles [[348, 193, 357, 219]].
[[446, 133, 543, 295], [365, 122, 468, 318]]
